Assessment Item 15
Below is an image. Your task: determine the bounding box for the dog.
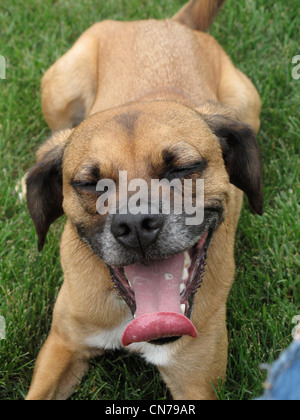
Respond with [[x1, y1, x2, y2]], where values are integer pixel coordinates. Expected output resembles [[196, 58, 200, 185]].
[[25, 0, 263, 400]]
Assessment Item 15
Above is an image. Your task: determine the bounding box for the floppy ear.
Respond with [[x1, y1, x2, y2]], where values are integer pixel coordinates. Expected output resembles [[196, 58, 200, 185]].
[[26, 129, 72, 251], [204, 115, 263, 215]]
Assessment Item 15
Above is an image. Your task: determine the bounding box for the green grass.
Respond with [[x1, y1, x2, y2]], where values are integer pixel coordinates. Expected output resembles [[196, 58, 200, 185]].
[[0, 0, 299, 400]]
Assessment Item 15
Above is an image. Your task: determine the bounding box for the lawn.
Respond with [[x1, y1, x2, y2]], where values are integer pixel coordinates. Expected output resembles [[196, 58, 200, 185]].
[[0, 0, 299, 400]]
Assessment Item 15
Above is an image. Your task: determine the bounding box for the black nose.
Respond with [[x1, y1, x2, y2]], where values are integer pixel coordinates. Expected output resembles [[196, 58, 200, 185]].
[[111, 212, 164, 252]]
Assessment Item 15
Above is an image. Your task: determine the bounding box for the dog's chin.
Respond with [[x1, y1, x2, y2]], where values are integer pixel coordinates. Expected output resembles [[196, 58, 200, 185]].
[[108, 228, 214, 347]]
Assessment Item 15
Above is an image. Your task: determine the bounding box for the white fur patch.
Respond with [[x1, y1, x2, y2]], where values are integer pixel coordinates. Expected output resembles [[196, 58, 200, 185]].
[[85, 317, 175, 367], [129, 341, 175, 367], [85, 317, 131, 351]]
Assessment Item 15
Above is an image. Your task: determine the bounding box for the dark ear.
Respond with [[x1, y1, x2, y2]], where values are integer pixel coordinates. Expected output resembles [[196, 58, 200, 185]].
[[204, 115, 263, 215], [26, 129, 72, 251]]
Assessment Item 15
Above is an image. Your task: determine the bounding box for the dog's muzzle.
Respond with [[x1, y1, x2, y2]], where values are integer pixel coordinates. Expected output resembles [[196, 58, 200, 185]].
[[108, 208, 218, 346]]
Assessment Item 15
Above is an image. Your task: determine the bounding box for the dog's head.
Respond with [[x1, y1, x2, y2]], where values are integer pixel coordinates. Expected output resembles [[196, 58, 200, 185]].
[[26, 101, 263, 345]]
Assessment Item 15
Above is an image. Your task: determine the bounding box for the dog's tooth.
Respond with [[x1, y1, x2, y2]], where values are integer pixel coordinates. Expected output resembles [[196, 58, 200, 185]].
[[180, 283, 186, 295], [181, 304, 186, 315], [184, 251, 191, 268], [124, 273, 133, 289], [181, 267, 189, 281]]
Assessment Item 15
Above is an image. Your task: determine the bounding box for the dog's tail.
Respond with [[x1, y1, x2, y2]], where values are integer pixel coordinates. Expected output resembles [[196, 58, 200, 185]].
[[172, 0, 226, 32]]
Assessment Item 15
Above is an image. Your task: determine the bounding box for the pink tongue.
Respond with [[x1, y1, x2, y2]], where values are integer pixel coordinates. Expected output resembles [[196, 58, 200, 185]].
[[122, 253, 197, 346]]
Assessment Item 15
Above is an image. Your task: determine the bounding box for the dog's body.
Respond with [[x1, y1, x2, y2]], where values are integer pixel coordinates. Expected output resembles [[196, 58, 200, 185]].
[[26, 0, 263, 400]]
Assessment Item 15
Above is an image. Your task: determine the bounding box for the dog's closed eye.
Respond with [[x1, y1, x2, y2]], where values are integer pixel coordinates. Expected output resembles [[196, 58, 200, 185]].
[[72, 180, 100, 194], [159, 150, 208, 180], [163, 160, 208, 181], [71, 163, 102, 195]]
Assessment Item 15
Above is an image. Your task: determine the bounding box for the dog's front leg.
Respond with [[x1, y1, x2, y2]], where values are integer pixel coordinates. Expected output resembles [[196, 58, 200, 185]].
[[26, 331, 91, 400]]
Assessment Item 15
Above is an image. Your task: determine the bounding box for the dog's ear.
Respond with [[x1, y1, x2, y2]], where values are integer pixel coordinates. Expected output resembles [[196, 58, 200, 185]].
[[204, 115, 263, 215], [26, 129, 72, 251]]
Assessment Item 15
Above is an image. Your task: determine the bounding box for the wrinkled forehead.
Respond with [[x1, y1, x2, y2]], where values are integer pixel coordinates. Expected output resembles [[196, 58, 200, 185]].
[[63, 103, 219, 178]]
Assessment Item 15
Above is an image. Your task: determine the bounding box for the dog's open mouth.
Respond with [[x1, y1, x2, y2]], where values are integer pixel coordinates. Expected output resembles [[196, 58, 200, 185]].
[[109, 231, 211, 346]]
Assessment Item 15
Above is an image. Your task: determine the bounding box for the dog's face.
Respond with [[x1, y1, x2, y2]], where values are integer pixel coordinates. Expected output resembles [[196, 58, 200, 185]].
[[63, 102, 228, 265], [26, 101, 263, 345]]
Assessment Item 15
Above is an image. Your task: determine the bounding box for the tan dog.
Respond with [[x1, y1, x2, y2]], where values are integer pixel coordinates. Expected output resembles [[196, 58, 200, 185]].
[[25, 0, 263, 400]]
